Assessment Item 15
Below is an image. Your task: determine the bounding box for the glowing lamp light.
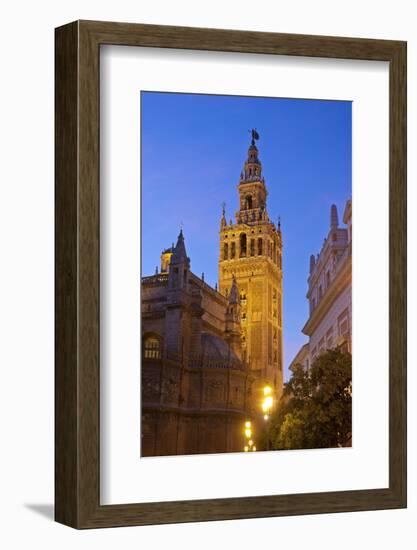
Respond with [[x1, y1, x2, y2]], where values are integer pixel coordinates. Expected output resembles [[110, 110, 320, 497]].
[[248, 440, 253, 446], [253, 446, 257, 452], [245, 428, 252, 439], [264, 414, 269, 420], [245, 421, 251, 428], [263, 386, 272, 396], [244, 446, 249, 452]]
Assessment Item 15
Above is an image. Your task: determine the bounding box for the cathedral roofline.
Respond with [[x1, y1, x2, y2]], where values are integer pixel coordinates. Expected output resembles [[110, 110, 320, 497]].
[[171, 228, 189, 264]]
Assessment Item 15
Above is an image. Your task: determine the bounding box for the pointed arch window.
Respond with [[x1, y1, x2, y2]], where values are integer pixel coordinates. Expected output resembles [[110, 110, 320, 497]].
[[223, 243, 229, 260], [245, 195, 253, 210], [240, 233, 247, 257], [231, 242, 236, 259], [258, 238, 263, 255]]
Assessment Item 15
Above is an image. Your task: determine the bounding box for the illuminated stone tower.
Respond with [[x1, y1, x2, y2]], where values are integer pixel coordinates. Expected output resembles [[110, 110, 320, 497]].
[[218, 131, 283, 397]]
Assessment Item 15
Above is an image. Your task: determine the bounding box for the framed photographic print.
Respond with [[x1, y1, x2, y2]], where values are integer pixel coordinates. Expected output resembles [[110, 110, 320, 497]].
[[55, 20, 407, 528]]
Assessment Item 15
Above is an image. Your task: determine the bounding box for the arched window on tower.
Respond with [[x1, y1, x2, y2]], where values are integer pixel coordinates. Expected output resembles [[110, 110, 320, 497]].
[[245, 195, 253, 210], [231, 242, 236, 259], [223, 242, 228, 260], [240, 233, 247, 257], [250, 238, 255, 256], [143, 334, 162, 359], [258, 238, 263, 255]]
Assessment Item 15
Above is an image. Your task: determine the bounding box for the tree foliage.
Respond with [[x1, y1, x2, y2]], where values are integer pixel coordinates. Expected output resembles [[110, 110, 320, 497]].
[[270, 347, 352, 450]]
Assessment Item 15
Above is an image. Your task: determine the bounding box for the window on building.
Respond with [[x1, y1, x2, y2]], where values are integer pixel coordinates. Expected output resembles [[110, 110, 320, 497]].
[[326, 327, 334, 349], [245, 195, 253, 209], [143, 335, 161, 359], [223, 243, 228, 260], [231, 242, 236, 258], [240, 233, 247, 257], [258, 238, 263, 255], [338, 310, 350, 344], [250, 238, 255, 256], [326, 270, 331, 288], [318, 285, 323, 299]]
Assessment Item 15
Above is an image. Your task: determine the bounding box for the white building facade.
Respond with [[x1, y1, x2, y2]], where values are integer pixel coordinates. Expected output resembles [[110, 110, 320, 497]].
[[289, 200, 352, 372]]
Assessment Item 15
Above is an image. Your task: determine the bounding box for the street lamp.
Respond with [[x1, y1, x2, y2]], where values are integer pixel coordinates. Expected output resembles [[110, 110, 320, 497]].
[[262, 385, 274, 451], [243, 420, 256, 452]]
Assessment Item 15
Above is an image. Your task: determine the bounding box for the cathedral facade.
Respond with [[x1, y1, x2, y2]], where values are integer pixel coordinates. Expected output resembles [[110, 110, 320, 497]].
[[141, 134, 283, 456]]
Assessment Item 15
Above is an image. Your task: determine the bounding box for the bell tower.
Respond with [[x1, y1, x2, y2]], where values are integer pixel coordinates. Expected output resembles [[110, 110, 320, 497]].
[[218, 131, 284, 397]]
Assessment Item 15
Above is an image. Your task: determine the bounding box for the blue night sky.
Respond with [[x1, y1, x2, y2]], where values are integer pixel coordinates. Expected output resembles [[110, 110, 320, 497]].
[[141, 91, 352, 380]]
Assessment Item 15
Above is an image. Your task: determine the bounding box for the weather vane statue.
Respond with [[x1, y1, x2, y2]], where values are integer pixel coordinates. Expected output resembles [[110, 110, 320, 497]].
[[250, 128, 260, 145]]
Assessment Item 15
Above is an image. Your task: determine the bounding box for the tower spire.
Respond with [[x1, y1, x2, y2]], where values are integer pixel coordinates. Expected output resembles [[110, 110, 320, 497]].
[[241, 130, 262, 183], [225, 274, 242, 359], [251, 128, 260, 145], [219, 131, 283, 394], [220, 202, 227, 229], [171, 228, 188, 263], [330, 204, 339, 229], [236, 131, 268, 224], [168, 228, 190, 290], [228, 274, 239, 305]]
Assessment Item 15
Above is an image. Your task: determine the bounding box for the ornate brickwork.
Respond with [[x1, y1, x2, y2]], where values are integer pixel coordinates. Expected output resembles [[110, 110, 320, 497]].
[[218, 135, 284, 397]]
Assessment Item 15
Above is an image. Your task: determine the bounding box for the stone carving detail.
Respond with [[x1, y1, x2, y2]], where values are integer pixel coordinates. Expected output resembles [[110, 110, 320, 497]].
[[205, 378, 224, 404], [161, 376, 179, 402], [142, 371, 160, 400]]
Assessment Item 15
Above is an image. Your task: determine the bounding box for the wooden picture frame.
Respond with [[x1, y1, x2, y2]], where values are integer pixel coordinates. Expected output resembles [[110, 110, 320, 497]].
[[55, 20, 407, 528]]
